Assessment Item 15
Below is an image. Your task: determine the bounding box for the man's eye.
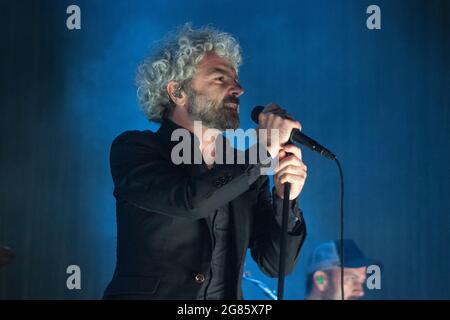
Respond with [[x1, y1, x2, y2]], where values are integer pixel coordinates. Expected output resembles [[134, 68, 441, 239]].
[[216, 76, 225, 81]]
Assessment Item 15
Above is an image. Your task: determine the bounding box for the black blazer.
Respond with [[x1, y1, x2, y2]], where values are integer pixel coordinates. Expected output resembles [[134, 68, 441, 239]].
[[103, 119, 307, 299]]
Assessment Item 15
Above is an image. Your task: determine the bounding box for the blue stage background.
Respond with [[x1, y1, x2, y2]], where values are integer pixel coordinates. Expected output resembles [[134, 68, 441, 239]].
[[0, 0, 449, 299]]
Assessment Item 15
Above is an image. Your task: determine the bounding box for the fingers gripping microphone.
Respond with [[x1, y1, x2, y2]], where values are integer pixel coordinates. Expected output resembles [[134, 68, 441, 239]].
[[251, 106, 336, 160]]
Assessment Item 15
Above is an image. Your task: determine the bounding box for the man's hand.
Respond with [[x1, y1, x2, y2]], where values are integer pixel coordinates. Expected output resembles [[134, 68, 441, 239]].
[[256, 103, 301, 158], [274, 143, 307, 200], [255, 103, 307, 199]]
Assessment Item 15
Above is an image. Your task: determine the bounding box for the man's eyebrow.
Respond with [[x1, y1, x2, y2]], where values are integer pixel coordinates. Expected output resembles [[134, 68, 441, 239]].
[[207, 67, 238, 80]]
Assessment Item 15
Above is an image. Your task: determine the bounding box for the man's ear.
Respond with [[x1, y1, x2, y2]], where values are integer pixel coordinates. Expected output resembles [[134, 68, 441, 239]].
[[314, 271, 328, 292], [167, 81, 187, 107]]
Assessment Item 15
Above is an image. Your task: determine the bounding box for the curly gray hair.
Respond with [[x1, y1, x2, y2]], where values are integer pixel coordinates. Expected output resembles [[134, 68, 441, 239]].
[[136, 23, 242, 123]]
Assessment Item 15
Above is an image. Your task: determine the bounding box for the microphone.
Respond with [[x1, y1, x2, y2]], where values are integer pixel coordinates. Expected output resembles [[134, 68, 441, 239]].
[[251, 105, 336, 160]]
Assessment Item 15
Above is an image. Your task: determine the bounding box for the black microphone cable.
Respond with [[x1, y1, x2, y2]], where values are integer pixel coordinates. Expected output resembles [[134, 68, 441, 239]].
[[335, 158, 345, 301]]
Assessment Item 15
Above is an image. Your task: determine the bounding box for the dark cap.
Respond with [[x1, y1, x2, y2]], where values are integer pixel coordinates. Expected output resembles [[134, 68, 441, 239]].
[[307, 239, 379, 274]]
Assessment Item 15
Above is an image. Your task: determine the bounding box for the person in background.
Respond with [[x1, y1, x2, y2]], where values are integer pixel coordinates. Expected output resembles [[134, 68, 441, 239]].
[[305, 239, 378, 300]]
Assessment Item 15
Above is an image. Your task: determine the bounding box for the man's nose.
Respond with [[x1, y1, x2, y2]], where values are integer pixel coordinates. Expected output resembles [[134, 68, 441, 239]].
[[230, 81, 244, 97]]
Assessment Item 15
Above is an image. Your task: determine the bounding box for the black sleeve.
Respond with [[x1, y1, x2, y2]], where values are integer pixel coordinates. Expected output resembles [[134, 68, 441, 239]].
[[249, 175, 307, 277], [110, 131, 261, 220]]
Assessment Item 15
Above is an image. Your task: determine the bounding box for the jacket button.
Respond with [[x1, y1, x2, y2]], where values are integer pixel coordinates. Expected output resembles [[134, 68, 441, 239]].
[[195, 274, 205, 283]]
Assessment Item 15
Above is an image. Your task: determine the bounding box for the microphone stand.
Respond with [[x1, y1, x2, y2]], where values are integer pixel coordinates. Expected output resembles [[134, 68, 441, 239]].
[[277, 182, 291, 300]]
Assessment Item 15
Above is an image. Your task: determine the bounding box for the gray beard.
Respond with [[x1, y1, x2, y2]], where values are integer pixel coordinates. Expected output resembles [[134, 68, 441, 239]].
[[186, 89, 240, 131]]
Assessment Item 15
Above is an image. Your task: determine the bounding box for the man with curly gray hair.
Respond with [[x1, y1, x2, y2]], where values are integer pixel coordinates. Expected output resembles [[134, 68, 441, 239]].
[[104, 24, 308, 300], [136, 23, 243, 131]]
